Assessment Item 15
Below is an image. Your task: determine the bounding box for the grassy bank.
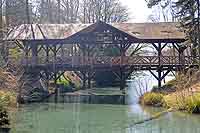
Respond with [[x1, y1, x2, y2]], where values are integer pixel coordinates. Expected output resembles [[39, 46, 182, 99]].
[[0, 68, 18, 128], [0, 90, 17, 128], [140, 69, 200, 114]]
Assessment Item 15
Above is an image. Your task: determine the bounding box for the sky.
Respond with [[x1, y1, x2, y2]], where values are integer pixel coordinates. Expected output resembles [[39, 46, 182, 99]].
[[119, 0, 152, 23]]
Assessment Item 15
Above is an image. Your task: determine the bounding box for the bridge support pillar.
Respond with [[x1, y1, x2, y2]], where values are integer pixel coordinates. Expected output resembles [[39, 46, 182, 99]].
[[82, 71, 87, 90], [158, 69, 162, 88], [149, 69, 171, 89], [120, 68, 126, 94], [88, 72, 92, 89], [54, 72, 58, 103]]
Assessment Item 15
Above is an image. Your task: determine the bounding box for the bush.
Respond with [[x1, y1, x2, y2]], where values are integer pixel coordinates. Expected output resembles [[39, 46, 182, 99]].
[[0, 91, 16, 127], [141, 92, 164, 106], [185, 93, 200, 113], [162, 93, 187, 110], [0, 91, 17, 108]]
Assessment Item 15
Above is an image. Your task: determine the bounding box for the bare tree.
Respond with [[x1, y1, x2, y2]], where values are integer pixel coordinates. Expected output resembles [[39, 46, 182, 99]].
[[62, 0, 80, 23], [80, 0, 129, 23], [36, 0, 128, 24], [146, 0, 177, 22]]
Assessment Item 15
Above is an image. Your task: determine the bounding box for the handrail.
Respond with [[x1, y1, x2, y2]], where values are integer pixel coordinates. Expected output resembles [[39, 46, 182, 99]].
[[14, 56, 198, 66]]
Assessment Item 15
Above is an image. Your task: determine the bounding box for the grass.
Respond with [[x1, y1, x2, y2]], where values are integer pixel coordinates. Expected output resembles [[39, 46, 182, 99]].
[[141, 86, 200, 114], [141, 91, 200, 114], [162, 92, 187, 110], [0, 91, 17, 109], [140, 92, 164, 107], [140, 70, 200, 114], [0, 90, 17, 127], [185, 93, 200, 113]]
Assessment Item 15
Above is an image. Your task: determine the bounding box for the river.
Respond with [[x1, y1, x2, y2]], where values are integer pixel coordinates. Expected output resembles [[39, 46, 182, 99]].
[[10, 80, 200, 133]]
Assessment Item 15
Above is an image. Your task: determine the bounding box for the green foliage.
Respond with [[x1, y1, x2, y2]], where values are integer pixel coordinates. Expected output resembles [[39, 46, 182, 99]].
[[9, 47, 22, 59], [141, 92, 164, 106], [56, 75, 70, 87]]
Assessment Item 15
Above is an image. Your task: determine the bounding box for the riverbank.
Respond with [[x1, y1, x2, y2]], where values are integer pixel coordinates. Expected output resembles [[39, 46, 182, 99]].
[[140, 69, 200, 114], [0, 68, 18, 130]]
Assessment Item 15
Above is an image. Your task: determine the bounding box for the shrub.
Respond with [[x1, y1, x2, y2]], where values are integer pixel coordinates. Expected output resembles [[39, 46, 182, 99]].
[[0, 91, 16, 127], [162, 92, 187, 110], [185, 93, 200, 113], [0, 91, 17, 108], [141, 92, 164, 106]]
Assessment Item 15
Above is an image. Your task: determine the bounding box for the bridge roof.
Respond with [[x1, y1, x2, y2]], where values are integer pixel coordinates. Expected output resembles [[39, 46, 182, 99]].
[[6, 22, 185, 42]]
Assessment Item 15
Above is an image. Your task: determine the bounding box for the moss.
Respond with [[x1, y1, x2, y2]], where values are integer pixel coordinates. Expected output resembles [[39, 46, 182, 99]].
[[140, 92, 164, 107]]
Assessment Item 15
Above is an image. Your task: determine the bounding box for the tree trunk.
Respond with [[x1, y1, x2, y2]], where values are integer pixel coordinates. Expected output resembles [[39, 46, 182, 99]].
[[26, 0, 30, 24], [0, 0, 2, 39], [57, 0, 61, 23]]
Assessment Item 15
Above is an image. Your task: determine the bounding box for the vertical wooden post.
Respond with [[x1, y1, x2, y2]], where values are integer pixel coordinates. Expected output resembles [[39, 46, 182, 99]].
[[158, 69, 162, 88], [120, 43, 125, 66], [120, 68, 125, 92], [54, 72, 58, 103], [158, 42, 162, 89], [46, 71, 49, 92], [158, 42, 161, 66], [82, 71, 86, 90], [120, 43, 126, 93], [24, 42, 29, 65], [82, 44, 86, 66], [61, 44, 64, 57], [46, 45, 49, 62], [88, 71, 91, 89], [31, 44, 38, 65]]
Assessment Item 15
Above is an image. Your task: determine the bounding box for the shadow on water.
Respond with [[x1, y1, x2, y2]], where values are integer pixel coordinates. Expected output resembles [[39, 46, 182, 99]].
[[9, 81, 200, 133]]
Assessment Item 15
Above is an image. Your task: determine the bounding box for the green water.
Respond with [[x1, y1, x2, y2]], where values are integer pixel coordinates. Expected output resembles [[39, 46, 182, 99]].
[[10, 103, 200, 133]]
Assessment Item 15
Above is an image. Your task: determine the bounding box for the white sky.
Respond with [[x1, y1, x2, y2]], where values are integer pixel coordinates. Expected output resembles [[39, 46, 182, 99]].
[[119, 0, 152, 23]]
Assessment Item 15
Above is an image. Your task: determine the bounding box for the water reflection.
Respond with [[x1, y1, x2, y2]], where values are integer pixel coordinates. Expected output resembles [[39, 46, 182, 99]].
[[10, 80, 200, 133], [11, 103, 200, 133]]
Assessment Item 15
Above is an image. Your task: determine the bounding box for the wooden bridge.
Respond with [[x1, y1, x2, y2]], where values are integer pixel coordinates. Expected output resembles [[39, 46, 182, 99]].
[[6, 21, 198, 92], [22, 56, 196, 70]]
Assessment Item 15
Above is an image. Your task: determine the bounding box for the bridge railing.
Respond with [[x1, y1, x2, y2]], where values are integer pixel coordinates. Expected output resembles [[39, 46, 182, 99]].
[[18, 56, 197, 67]]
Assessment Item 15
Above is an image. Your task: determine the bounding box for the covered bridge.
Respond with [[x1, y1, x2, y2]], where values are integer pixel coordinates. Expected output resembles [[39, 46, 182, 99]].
[[6, 21, 193, 91]]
